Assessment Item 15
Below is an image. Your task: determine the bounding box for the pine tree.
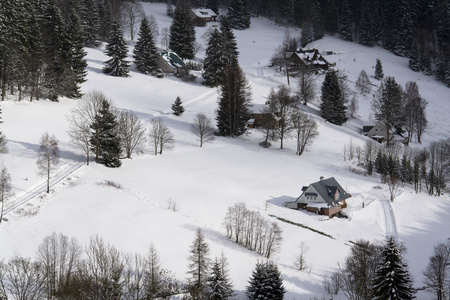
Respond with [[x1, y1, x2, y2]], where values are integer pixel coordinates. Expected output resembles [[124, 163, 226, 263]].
[[246, 261, 286, 300], [96, 0, 112, 41], [77, 0, 100, 47], [408, 41, 419, 72], [187, 228, 211, 299], [133, 17, 158, 74], [203, 29, 226, 87], [320, 69, 348, 125], [300, 21, 314, 47], [339, 0, 353, 41], [206, 258, 234, 300], [220, 17, 239, 67], [169, 6, 196, 60], [216, 64, 252, 137], [375, 58, 384, 80], [372, 237, 416, 300], [206, 0, 219, 14], [103, 21, 130, 77], [228, 0, 250, 30], [171, 96, 185, 116], [90, 100, 122, 168], [67, 9, 87, 98]]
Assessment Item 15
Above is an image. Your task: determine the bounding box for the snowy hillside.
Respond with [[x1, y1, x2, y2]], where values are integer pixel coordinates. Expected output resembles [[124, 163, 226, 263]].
[[2, 3, 450, 299]]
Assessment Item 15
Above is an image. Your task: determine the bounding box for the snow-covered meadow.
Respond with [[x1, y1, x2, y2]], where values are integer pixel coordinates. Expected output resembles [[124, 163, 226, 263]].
[[1, 3, 450, 299]]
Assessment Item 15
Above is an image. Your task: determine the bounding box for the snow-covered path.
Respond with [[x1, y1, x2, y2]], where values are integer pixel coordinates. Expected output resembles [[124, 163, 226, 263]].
[[379, 197, 398, 238], [4, 162, 84, 216]]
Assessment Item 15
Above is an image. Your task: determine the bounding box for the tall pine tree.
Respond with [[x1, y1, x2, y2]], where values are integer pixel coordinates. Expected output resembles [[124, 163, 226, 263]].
[[372, 237, 416, 300], [187, 228, 211, 299], [228, 0, 251, 30], [103, 21, 130, 77], [90, 100, 122, 168], [202, 29, 225, 87], [220, 17, 239, 67], [320, 69, 348, 125], [133, 17, 158, 74], [216, 64, 252, 137], [169, 6, 196, 60], [206, 257, 235, 300]]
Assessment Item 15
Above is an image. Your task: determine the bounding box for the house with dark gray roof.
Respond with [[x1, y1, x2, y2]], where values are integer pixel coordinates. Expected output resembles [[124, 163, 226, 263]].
[[286, 177, 351, 217], [157, 51, 185, 74]]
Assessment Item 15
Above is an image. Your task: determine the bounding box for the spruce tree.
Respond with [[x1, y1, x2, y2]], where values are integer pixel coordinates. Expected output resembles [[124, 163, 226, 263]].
[[202, 28, 226, 87], [103, 21, 130, 77], [90, 100, 122, 168], [339, 0, 353, 41], [171, 96, 185, 116], [187, 228, 211, 299], [220, 17, 239, 67], [206, 0, 219, 14], [169, 6, 196, 60], [408, 41, 419, 72], [320, 69, 348, 125], [67, 9, 88, 98], [228, 0, 250, 30], [133, 17, 158, 74], [206, 258, 235, 300], [216, 64, 252, 137], [375, 58, 384, 80], [372, 237, 416, 300], [246, 261, 286, 300], [77, 0, 100, 47]]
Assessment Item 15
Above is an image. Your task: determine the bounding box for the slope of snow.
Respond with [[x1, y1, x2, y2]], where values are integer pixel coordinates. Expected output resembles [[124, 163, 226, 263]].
[[1, 3, 450, 299]]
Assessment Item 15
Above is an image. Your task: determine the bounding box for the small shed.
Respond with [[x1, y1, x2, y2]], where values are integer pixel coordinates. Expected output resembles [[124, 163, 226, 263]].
[[157, 51, 185, 74], [190, 8, 218, 26]]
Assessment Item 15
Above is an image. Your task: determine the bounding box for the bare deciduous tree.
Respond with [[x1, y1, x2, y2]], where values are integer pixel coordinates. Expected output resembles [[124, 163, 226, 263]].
[[147, 14, 159, 39], [120, 1, 145, 41], [348, 95, 359, 119], [191, 113, 215, 147], [296, 69, 316, 106], [67, 90, 113, 165], [37, 132, 60, 193], [160, 27, 170, 50], [292, 111, 319, 156], [0, 167, 12, 226], [386, 174, 400, 202], [149, 118, 174, 155], [423, 241, 450, 300], [117, 111, 146, 158], [364, 139, 378, 176], [293, 242, 309, 271], [123, 253, 147, 300]]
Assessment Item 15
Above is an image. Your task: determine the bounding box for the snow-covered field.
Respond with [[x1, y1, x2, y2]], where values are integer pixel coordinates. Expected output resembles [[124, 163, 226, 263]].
[[1, 3, 450, 299]]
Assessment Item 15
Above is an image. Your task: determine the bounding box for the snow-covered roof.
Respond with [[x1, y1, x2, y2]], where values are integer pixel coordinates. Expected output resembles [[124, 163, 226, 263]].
[[191, 8, 217, 19]]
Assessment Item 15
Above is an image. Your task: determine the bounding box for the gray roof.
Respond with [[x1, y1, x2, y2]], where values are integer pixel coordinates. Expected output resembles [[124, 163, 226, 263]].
[[297, 177, 351, 207]]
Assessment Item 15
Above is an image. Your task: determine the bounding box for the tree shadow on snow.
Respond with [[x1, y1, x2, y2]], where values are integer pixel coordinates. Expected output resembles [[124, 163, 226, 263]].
[[266, 195, 297, 208]]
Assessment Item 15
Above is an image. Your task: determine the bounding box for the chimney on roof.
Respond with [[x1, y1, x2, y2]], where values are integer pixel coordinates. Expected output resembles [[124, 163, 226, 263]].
[[320, 176, 324, 181]]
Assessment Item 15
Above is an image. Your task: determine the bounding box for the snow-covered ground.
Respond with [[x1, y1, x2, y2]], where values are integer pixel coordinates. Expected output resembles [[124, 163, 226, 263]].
[[1, 3, 450, 299]]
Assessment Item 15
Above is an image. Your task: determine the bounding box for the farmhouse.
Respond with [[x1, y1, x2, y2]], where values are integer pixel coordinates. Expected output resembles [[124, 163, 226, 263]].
[[190, 8, 218, 26], [363, 121, 392, 143], [157, 51, 185, 74], [287, 48, 334, 73], [286, 177, 351, 217]]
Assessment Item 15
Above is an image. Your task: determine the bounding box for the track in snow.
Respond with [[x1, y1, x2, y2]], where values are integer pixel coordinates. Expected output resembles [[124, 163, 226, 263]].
[[4, 161, 84, 216]]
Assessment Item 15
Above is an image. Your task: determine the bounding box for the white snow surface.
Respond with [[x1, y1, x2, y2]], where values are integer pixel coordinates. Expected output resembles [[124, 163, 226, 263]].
[[1, 3, 450, 299]]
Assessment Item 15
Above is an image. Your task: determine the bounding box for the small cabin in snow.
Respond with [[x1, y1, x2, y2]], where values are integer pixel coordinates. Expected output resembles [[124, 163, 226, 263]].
[[157, 51, 185, 74], [286, 177, 351, 217], [190, 8, 218, 26], [363, 121, 393, 143]]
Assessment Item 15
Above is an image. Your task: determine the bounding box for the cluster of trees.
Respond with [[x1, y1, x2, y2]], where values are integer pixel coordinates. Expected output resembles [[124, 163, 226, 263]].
[[372, 77, 428, 146], [262, 85, 319, 155], [223, 203, 283, 258], [326, 237, 450, 300], [244, 0, 450, 86], [345, 137, 450, 198], [0, 230, 287, 300]]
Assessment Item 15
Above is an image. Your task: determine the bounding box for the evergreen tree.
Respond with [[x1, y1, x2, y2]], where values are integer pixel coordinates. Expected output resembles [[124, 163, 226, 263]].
[[246, 261, 286, 300], [408, 41, 419, 72], [169, 6, 196, 60], [372, 237, 416, 300], [375, 58, 384, 80], [103, 21, 130, 77], [338, 0, 353, 41], [77, 0, 100, 47], [206, 258, 235, 300], [300, 21, 314, 47], [67, 9, 88, 98], [359, 0, 380, 46], [372, 76, 404, 146], [187, 228, 211, 299], [133, 17, 158, 74], [220, 17, 239, 67], [90, 100, 122, 168], [216, 64, 252, 137], [171, 96, 185, 116], [393, 0, 415, 57], [228, 0, 251, 30], [202, 29, 226, 87], [96, 0, 112, 41], [320, 69, 348, 125]]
